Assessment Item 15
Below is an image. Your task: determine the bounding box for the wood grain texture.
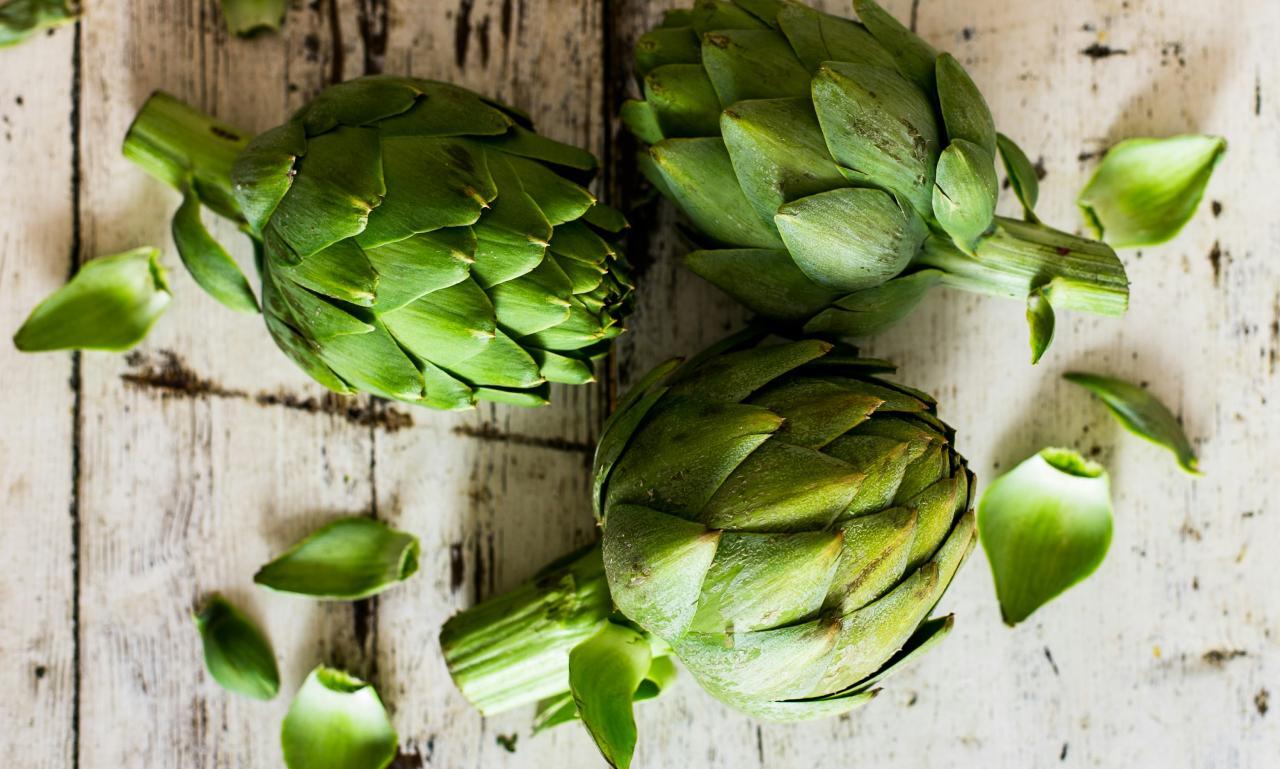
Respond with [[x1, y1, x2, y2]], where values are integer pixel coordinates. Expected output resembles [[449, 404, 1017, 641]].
[[0, 21, 77, 769], [1, 0, 1277, 767]]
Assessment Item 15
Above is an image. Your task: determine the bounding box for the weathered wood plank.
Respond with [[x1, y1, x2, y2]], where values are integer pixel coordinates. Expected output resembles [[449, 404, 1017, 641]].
[[0, 23, 78, 769], [72, 2, 376, 766]]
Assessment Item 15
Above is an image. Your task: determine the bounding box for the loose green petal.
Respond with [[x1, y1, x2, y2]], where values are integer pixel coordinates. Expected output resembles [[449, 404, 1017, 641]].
[[1077, 135, 1226, 248], [281, 666, 397, 769], [569, 621, 654, 769], [978, 448, 1113, 625], [1063, 372, 1201, 474], [1026, 283, 1056, 365], [194, 594, 279, 700], [995, 133, 1040, 222], [13, 247, 170, 353], [254, 516, 420, 600], [219, 0, 286, 36], [0, 0, 77, 48]]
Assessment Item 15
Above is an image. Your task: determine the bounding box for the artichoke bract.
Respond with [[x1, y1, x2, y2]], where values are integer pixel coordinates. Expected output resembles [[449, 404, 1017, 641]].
[[123, 77, 633, 409], [621, 0, 1128, 354], [442, 331, 976, 763]]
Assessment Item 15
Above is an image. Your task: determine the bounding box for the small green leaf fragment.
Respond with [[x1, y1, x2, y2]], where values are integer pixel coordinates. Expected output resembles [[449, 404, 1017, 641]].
[[569, 621, 653, 769], [978, 448, 1113, 625], [281, 666, 397, 769], [0, 0, 78, 48], [1063, 372, 1201, 474], [1077, 135, 1226, 248], [13, 247, 170, 353], [254, 516, 420, 600], [194, 594, 279, 700], [1026, 283, 1056, 364], [995, 132, 1040, 221], [220, 0, 286, 36]]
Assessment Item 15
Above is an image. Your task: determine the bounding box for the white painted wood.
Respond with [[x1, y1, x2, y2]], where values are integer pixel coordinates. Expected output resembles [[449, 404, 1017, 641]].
[[0, 1, 1276, 767], [0, 22, 77, 769]]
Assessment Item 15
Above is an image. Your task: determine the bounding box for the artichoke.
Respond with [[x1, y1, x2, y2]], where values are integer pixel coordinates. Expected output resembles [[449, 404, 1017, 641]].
[[442, 331, 975, 765], [123, 77, 633, 409], [621, 0, 1128, 356]]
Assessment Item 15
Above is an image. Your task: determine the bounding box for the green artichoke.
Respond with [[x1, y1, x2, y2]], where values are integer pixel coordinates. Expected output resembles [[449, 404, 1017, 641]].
[[123, 77, 633, 409], [621, 0, 1128, 355], [442, 331, 975, 764]]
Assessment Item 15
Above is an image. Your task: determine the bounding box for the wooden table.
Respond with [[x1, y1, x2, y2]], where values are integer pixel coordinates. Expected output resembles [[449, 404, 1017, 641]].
[[2, 1, 1276, 766]]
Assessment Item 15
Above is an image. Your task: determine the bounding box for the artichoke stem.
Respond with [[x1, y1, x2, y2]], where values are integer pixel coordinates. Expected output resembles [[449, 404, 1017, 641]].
[[440, 543, 613, 715], [916, 217, 1130, 317], [122, 91, 250, 222]]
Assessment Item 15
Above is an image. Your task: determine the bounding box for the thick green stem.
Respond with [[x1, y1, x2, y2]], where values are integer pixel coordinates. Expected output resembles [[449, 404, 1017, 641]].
[[916, 217, 1130, 316], [122, 91, 250, 222], [440, 543, 613, 715]]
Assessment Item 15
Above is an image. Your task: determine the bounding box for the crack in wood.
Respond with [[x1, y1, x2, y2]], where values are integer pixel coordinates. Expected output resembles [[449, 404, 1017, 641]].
[[68, 21, 83, 769], [119, 350, 414, 431], [356, 0, 388, 74], [451, 422, 594, 455], [455, 0, 475, 67]]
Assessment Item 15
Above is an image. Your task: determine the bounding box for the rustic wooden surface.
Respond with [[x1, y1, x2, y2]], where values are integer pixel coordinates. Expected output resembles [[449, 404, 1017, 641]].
[[1, 0, 1276, 766]]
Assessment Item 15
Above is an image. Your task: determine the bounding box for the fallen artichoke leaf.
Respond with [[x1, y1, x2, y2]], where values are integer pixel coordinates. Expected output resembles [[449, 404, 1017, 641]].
[[281, 666, 397, 769], [12, 247, 170, 353], [194, 593, 279, 701], [978, 448, 1113, 625], [1064, 371, 1201, 474], [254, 516, 420, 600], [1077, 135, 1226, 248]]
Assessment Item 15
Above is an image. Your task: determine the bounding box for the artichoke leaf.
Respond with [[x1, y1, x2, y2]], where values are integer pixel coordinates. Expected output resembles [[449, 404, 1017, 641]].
[[995, 132, 1041, 222], [776, 187, 926, 292], [569, 621, 653, 769], [777, 2, 897, 72], [254, 516, 420, 599], [851, 0, 939, 91], [13, 247, 170, 353], [646, 137, 784, 248], [602, 504, 721, 639], [171, 183, 261, 314], [811, 62, 940, 216], [643, 63, 722, 138], [1026, 281, 1057, 364], [700, 28, 812, 106], [281, 666, 397, 769], [978, 449, 1113, 625], [686, 248, 840, 321], [633, 25, 701, 77], [1077, 135, 1225, 248], [935, 53, 996, 156], [194, 594, 279, 700], [933, 139, 998, 255], [300, 75, 422, 135], [689, 529, 843, 633], [804, 269, 942, 338], [1063, 371, 1201, 474], [720, 97, 846, 225]]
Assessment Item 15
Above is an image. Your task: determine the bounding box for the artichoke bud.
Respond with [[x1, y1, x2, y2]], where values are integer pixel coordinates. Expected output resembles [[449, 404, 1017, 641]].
[[594, 333, 975, 720], [125, 77, 633, 410], [624, 0, 1130, 346], [933, 139, 999, 254]]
